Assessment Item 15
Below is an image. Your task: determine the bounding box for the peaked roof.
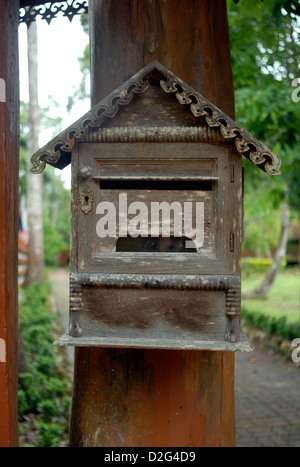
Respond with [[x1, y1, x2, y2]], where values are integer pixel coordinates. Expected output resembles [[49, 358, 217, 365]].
[[30, 61, 281, 176]]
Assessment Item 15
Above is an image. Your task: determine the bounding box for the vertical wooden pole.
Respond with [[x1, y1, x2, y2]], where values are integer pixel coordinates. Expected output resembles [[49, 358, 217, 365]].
[[0, 0, 20, 448], [70, 0, 236, 447], [89, 0, 235, 116]]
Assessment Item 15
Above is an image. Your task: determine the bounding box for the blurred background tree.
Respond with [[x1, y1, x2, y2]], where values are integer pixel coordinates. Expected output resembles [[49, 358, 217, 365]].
[[20, 100, 70, 270], [67, 13, 90, 112], [25, 18, 44, 285], [227, 0, 300, 297]]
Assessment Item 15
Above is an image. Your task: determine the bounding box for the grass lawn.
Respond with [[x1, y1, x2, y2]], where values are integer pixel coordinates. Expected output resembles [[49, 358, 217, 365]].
[[241, 268, 300, 326]]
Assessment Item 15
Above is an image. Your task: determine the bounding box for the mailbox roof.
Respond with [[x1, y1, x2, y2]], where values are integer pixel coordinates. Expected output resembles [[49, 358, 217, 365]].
[[31, 61, 281, 176]]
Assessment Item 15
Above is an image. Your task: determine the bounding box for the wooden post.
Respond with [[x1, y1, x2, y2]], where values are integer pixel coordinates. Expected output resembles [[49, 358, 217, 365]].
[[70, 0, 236, 447], [89, 0, 235, 117], [0, 0, 20, 448]]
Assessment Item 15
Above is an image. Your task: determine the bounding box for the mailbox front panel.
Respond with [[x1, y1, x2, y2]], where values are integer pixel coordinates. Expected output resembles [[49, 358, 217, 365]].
[[74, 142, 242, 276], [67, 139, 244, 349]]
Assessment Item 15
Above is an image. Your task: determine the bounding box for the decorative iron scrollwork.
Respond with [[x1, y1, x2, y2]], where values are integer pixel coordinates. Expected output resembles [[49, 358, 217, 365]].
[[19, 0, 88, 26]]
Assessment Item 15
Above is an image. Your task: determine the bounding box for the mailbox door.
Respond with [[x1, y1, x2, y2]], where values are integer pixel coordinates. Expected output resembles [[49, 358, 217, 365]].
[[72, 142, 242, 276]]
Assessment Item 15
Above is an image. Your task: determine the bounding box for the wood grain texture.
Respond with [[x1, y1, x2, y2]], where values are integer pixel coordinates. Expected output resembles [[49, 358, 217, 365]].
[[68, 272, 242, 346], [70, 348, 235, 447], [77, 288, 226, 339], [70, 0, 237, 448], [89, 0, 235, 117], [0, 0, 19, 448]]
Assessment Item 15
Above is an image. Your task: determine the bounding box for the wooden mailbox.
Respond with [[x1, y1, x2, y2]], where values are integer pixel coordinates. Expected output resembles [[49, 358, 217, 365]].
[[31, 62, 281, 351]]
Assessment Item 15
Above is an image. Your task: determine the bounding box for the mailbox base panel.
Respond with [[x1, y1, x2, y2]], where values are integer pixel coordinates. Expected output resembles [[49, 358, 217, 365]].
[[56, 333, 253, 352], [56, 274, 253, 351]]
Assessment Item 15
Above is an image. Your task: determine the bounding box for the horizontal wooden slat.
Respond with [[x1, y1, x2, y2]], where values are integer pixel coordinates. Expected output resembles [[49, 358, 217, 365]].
[[94, 160, 216, 180], [55, 333, 253, 352], [71, 272, 240, 289], [79, 255, 229, 275]]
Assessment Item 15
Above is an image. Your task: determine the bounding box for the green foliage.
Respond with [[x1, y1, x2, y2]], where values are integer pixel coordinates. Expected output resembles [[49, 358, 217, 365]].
[[43, 219, 69, 266], [20, 99, 71, 266], [19, 99, 63, 199], [18, 281, 71, 447], [43, 166, 71, 266], [227, 1, 300, 258], [37, 421, 65, 448], [242, 270, 299, 327], [228, 0, 300, 84], [242, 306, 300, 341], [243, 185, 282, 256], [241, 268, 300, 340], [242, 257, 287, 275], [228, 2, 300, 205], [235, 82, 300, 210]]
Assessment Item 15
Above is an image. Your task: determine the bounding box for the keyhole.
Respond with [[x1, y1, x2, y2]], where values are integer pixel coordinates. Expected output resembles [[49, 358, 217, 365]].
[[80, 189, 94, 214]]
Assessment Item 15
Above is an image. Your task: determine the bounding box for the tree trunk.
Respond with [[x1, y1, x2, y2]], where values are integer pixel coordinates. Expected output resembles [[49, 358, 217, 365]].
[[243, 197, 290, 299], [25, 17, 44, 285]]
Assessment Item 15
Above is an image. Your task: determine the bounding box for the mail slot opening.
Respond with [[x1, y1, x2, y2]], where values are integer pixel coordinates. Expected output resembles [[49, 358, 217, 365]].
[[116, 236, 197, 252], [100, 180, 213, 191]]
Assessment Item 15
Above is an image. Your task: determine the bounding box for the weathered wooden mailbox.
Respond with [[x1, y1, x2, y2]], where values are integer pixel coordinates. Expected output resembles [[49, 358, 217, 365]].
[[31, 62, 281, 351]]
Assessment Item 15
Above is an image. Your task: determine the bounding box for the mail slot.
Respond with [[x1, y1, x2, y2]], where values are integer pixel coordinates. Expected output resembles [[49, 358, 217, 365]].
[[31, 61, 281, 351]]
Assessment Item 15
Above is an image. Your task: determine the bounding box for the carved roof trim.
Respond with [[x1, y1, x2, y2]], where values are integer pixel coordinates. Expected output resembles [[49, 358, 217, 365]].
[[30, 61, 281, 176]]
